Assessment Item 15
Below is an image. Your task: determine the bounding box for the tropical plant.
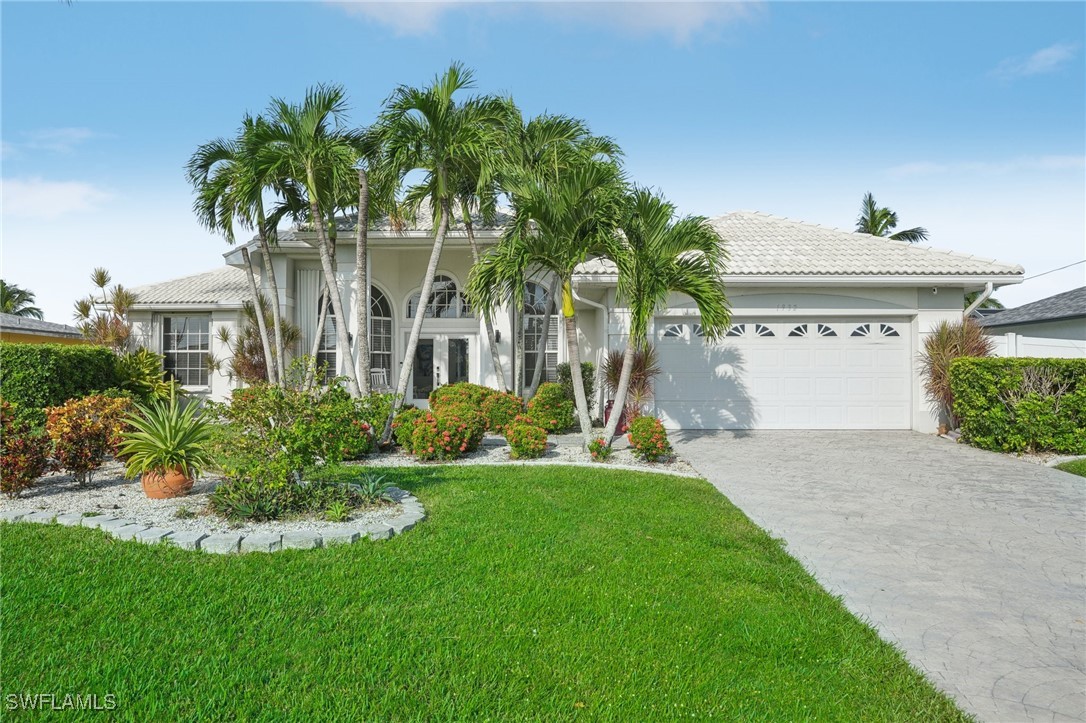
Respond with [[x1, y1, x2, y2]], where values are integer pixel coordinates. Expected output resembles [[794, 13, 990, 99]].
[[353, 472, 395, 504], [391, 407, 425, 449], [587, 437, 613, 462], [855, 192, 928, 243], [376, 63, 506, 442], [118, 393, 214, 480], [410, 407, 486, 461], [505, 422, 548, 459], [0, 400, 52, 498], [0, 280, 44, 319], [602, 344, 663, 428], [964, 290, 1004, 311], [918, 317, 995, 427], [526, 382, 575, 433], [601, 189, 730, 443], [116, 348, 179, 404], [72, 268, 136, 352], [212, 295, 302, 384], [325, 500, 351, 522], [627, 416, 672, 462], [45, 394, 132, 486], [480, 391, 523, 432]]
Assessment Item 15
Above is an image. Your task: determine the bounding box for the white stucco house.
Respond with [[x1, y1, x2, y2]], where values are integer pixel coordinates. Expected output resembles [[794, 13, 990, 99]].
[[128, 209, 1023, 433]]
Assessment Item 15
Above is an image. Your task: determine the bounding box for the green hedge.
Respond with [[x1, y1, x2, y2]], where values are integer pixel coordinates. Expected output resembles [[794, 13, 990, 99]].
[[950, 357, 1086, 454], [0, 343, 121, 411]]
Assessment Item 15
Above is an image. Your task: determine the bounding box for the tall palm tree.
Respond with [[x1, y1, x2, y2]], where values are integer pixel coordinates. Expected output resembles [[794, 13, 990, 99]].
[[375, 63, 505, 442], [471, 158, 626, 446], [855, 192, 928, 243], [964, 290, 1004, 311], [254, 85, 365, 397], [0, 280, 44, 319], [601, 189, 731, 444]]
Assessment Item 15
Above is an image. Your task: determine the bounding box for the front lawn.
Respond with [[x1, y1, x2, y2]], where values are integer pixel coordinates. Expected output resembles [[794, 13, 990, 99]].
[[1, 466, 965, 720], [1055, 458, 1086, 477]]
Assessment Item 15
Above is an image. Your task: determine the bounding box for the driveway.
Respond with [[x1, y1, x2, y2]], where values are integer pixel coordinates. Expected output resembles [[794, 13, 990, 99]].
[[674, 431, 1086, 722]]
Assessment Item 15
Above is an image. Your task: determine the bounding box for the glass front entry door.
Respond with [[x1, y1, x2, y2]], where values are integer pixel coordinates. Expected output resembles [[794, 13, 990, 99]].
[[411, 335, 472, 406]]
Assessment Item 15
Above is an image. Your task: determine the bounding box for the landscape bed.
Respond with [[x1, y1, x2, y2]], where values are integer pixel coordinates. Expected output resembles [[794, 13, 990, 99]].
[[1, 465, 966, 720]]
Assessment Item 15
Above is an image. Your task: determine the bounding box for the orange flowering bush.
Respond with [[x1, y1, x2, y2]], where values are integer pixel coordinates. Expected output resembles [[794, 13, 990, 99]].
[[391, 407, 425, 450], [505, 423, 548, 459], [627, 416, 672, 463], [481, 391, 523, 432], [588, 437, 613, 462], [526, 382, 574, 433], [410, 406, 486, 461], [1, 401, 53, 498], [429, 382, 494, 411], [45, 394, 132, 485]]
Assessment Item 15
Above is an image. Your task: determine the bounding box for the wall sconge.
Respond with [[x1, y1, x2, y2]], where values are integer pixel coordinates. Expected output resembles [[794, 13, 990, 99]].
[[495, 330, 502, 344]]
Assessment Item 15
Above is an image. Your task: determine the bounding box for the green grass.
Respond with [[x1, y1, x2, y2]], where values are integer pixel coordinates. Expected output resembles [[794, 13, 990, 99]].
[[1, 466, 966, 721], [1055, 458, 1086, 477]]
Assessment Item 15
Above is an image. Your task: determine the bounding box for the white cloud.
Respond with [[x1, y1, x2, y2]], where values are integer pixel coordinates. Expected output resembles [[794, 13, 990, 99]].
[[327, 1, 759, 41], [4, 127, 103, 156], [1, 177, 114, 218], [992, 42, 1078, 80], [885, 155, 1085, 178]]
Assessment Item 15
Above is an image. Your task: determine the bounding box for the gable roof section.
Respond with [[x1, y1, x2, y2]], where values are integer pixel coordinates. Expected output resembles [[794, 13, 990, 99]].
[[130, 267, 249, 307], [0, 313, 83, 338], [979, 286, 1086, 327], [576, 211, 1023, 280]]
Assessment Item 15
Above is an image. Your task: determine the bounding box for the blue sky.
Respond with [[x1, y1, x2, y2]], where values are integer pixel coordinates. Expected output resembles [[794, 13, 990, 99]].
[[2, 1, 1084, 322]]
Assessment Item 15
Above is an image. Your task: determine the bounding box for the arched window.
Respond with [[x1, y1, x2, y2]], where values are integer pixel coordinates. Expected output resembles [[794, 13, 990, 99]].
[[369, 286, 393, 374], [406, 275, 472, 319], [522, 281, 558, 387], [316, 291, 337, 383]]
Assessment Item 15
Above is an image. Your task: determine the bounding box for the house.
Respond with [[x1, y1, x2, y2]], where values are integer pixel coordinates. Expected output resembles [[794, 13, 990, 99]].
[[128, 210, 1024, 433], [977, 286, 1086, 359], [0, 313, 86, 345]]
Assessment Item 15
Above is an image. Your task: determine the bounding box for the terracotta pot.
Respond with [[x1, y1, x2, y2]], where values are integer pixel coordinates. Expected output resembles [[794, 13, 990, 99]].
[[141, 467, 194, 499]]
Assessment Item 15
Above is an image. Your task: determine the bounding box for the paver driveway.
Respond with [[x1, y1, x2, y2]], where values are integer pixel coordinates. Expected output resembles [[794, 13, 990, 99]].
[[674, 431, 1085, 723]]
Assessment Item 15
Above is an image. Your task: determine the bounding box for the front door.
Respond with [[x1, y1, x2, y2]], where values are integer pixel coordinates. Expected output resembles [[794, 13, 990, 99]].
[[411, 335, 471, 406]]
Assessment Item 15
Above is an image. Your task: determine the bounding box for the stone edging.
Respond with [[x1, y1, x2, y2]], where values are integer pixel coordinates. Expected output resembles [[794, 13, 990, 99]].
[[0, 487, 425, 554]]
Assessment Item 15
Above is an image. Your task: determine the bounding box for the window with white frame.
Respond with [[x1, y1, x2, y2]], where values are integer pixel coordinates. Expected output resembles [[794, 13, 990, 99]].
[[370, 287, 393, 374], [406, 275, 472, 319], [522, 281, 558, 387], [162, 315, 210, 387], [317, 293, 337, 382]]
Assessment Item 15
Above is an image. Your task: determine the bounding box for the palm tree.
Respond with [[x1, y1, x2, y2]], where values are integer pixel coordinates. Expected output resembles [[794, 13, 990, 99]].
[[254, 85, 365, 397], [855, 192, 928, 243], [375, 63, 506, 442], [964, 290, 1004, 311], [471, 158, 627, 446], [0, 280, 44, 319], [601, 189, 731, 443]]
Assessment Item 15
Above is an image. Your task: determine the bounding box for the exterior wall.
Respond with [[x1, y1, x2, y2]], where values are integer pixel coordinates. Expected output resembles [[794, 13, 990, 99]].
[[985, 318, 1086, 342], [0, 332, 86, 345]]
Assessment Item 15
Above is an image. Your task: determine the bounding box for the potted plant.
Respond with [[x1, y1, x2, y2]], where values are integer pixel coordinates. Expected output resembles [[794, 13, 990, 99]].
[[118, 392, 213, 499]]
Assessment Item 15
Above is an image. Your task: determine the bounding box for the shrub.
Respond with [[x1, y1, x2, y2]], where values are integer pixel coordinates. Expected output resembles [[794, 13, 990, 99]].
[[116, 348, 179, 405], [526, 382, 575, 433], [410, 406, 486, 461], [627, 416, 672, 462], [588, 437, 613, 462], [950, 358, 1086, 454], [0, 343, 121, 411], [919, 318, 995, 426], [601, 346, 661, 415], [392, 407, 425, 450], [505, 423, 548, 459], [429, 382, 494, 411], [45, 394, 133, 485], [557, 361, 595, 411], [0, 400, 53, 498], [209, 476, 377, 522], [481, 391, 523, 432], [316, 388, 379, 460]]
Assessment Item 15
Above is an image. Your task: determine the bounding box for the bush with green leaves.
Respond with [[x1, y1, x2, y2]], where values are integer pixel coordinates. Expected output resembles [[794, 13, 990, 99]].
[[0, 400, 53, 498], [116, 348, 179, 405], [0, 342, 121, 412], [391, 407, 425, 449], [556, 361, 595, 412], [504, 423, 548, 459], [627, 416, 672, 462], [45, 394, 133, 486], [209, 476, 382, 522], [526, 382, 575, 433], [480, 391, 523, 432], [950, 357, 1086, 454], [588, 437, 613, 462], [410, 406, 486, 461], [429, 382, 495, 411]]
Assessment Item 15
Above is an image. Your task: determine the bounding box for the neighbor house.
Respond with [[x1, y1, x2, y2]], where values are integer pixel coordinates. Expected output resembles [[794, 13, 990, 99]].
[[128, 210, 1023, 433], [978, 286, 1086, 359], [0, 313, 86, 345]]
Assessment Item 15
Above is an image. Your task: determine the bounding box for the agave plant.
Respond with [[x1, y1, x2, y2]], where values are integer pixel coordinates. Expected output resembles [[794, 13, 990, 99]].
[[118, 393, 214, 479], [918, 318, 995, 426]]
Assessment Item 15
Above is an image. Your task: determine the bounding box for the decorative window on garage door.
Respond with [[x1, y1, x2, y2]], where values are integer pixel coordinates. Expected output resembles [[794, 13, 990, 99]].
[[852, 323, 901, 338], [725, 323, 774, 338], [661, 323, 686, 339]]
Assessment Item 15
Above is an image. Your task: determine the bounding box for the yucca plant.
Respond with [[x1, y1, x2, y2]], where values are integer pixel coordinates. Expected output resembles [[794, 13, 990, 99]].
[[918, 318, 995, 427], [602, 345, 662, 406], [118, 393, 214, 480]]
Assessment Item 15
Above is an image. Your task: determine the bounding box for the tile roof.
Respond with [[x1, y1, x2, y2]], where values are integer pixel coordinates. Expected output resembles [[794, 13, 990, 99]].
[[299, 204, 512, 234], [0, 313, 83, 338], [130, 267, 250, 306], [576, 211, 1023, 278], [979, 286, 1086, 327]]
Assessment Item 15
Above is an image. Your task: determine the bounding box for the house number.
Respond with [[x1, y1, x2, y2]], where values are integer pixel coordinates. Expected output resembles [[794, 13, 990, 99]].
[[776, 304, 798, 311]]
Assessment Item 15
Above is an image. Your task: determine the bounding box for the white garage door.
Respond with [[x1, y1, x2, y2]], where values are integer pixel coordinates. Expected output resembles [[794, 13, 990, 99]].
[[653, 318, 912, 430]]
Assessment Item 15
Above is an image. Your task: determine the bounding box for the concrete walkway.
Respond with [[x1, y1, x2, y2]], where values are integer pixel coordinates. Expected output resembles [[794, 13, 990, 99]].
[[674, 431, 1086, 723]]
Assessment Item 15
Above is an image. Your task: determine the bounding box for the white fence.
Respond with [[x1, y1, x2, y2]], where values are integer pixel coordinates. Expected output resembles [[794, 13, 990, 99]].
[[989, 332, 1086, 359]]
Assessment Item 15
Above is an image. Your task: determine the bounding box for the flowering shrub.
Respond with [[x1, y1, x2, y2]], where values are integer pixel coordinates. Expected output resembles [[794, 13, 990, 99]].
[[588, 437, 613, 462], [410, 406, 486, 461], [317, 388, 386, 460], [627, 416, 672, 462], [429, 382, 494, 411], [526, 382, 575, 433], [392, 407, 425, 450], [481, 391, 523, 432], [505, 423, 548, 459], [45, 394, 132, 485], [1, 401, 53, 498]]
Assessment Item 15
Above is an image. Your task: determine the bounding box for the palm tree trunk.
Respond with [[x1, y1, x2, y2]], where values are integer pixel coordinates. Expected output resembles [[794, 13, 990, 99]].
[[561, 279, 594, 447], [514, 309, 525, 397], [355, 168, 371, 395], [307, 182, 361, 397], [524, 275, 559, 402], [601, 338, 636, 443], [240, 246, 276, 385], [256, 206, 286, 388], [380, 197, 452, 444], [462, 211, 507, 393], [304, 279, 330, 391]]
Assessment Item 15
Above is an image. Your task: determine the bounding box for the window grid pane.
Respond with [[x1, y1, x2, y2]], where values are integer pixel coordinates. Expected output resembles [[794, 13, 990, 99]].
[[162, 316, 210, 386]]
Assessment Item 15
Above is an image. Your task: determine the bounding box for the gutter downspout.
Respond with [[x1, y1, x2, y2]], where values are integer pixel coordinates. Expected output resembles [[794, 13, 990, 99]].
[[963, 282, 994, 318], [571, 283, 608, 418]]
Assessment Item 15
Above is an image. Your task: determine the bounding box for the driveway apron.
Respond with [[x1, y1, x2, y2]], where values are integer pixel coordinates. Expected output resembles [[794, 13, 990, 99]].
[[674, 431, 1086, 722]]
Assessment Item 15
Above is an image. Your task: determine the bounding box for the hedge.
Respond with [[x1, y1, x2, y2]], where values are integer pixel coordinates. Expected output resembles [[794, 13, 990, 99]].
[[950, 357, 1086, 455], [0, 343, 121, 411]]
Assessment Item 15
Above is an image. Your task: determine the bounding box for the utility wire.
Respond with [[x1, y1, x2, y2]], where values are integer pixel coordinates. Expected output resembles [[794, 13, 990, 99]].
[[1023, 259, 1086, 281]]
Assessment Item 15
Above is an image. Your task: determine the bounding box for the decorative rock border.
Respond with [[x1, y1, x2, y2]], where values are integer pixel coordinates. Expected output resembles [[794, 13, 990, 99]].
[[0, 487, 425, 555]]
